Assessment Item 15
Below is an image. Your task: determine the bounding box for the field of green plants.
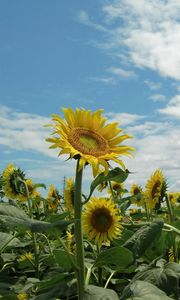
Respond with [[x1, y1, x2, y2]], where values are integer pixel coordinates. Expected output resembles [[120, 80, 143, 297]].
[[0, 107, 180, 300]]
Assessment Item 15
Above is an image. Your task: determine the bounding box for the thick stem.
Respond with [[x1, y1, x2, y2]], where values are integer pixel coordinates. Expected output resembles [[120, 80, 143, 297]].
[[74, 159, 85, 300]]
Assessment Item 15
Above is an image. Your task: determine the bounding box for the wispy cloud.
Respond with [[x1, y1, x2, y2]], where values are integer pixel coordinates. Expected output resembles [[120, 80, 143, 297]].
[[89, 76, 116, 85], [107, 67, 137, 79], [144, 79, 162, 90], [149, 94, 166, 102], [77, 10, 108, 33]]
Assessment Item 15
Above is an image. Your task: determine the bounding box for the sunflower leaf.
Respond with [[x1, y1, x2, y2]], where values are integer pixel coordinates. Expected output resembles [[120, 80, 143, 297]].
[[120, 280, 174, 300], [93, 246, 133, 271], [89, 167, 128, 198], [123, 220, 164, 258], [84, 284, 119, 300]]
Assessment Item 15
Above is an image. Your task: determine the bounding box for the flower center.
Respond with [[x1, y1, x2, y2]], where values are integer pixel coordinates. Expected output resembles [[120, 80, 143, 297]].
[[91, 207, 113, 232], [68, 128, 109, 156], [133, 187, 140, 195]]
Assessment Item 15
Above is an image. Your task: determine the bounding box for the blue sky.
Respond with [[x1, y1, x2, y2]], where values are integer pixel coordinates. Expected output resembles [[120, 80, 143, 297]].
[[0, 0, 180, 194]]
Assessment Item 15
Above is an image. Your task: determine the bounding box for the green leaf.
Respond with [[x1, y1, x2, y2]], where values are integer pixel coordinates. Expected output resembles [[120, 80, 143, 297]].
[[0, 232, 20, 252], [132, 260, 180, 296], [123, 220, 164, 258], [94, 246, 133, 271], [84, 284, 119, 300], [0, 203, 72, 233], [53, 249, 75, 271], [89, 168, 128, 198], [121, 280, 174, 300], [34, 183, 46, 189]]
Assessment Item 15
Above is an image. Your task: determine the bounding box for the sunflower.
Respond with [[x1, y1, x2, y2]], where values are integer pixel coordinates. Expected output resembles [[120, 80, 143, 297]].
[[2, 163, 27, 202], [168, 192, 180, 207], [144, 169, 167, 210], [19, 252, 33, 262], [47, 184, 61, 210], [82, 197, 122, 247], [17, 293, 28, 300], [108, 181, 125, 197], [25, 179, 40, 198], [130, 183, 144, 207], [64, 177, 75, 213], [46, 108, 134, 177]]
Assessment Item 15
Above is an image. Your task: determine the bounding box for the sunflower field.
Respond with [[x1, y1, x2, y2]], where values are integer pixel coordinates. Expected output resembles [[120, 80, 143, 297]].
[[0, 108, 180, 300]]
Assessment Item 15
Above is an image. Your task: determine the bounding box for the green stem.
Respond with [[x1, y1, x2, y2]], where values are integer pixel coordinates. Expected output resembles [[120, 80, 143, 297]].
[[104, 271, 115, 289], [97, 245, 103, 286], [23, 180, 40, 278], [165, 194, 174, 223], [74, 159, 85, 300]]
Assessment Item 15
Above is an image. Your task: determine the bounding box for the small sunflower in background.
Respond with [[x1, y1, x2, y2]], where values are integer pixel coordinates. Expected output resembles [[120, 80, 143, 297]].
[[168, 192, 180, 207], [108, 181, 126, 197], [2, 163, 27, 202], [25, 179, 40, 199], [17, 293, 28, 300], [66, 230, 76, 253], [47, 184, 61, 211], [64, 177, 75, 213], [82, 197, 122, 247], [130, 183, 144, 207], [144, 169, 167, 210], [19, 252, 33, 262], [46, 107, 134, 177]]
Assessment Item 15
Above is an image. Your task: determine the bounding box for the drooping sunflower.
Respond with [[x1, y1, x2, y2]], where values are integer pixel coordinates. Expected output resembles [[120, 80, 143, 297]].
[[47, 184, 61, 210], [82, 197, 122, 247], [2, 163, 27, 202], [144, 169, 167, 210], [25, 179, 40, 199], [46, 108, 134, 177], [64, 177, 75, 213], [130, 183, 144, 207]]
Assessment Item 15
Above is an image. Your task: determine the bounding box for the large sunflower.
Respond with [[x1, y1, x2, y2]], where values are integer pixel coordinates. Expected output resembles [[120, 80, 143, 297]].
[[46, 108, 134, 176], [144, 169, 167, 209], [82, 197, 122, 247]]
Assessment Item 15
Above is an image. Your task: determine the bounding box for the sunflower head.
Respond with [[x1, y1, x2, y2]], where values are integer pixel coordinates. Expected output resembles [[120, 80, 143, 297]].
[[82, 197, 122, 247], [168, 192, 180, 207], [46, 107, 134, 177], [25, 179, 40, 199], [108, 181, 126, 197], [19, 252, 33, 262], [130, 183, 144, 207], [2, 163, 28, 201], [17, 293, 28, 300], [47, 184, 61, 210], [64, 177, 75, 213], [145, 169, 167, 210]]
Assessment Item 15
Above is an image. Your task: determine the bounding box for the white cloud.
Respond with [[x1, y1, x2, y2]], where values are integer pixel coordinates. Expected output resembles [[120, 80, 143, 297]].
[[149, 94, 166, 102], [102, 0, 180, 80], [107, 67, 137, 79], [158, 95, 180, 118], [0, 105, 55, 157]]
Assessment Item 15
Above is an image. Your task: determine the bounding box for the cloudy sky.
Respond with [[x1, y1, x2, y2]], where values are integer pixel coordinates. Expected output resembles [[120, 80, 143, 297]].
[[0, 0, 180, 194]]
